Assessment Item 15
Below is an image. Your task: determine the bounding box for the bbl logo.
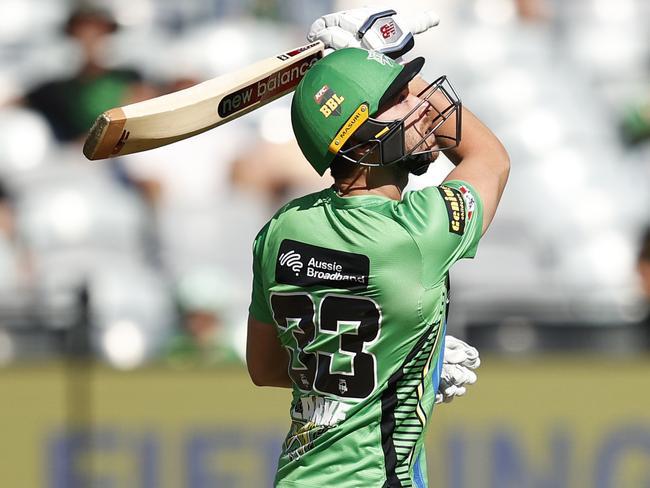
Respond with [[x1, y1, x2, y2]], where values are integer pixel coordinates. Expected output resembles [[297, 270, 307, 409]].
[[314, 84, 345, 118]]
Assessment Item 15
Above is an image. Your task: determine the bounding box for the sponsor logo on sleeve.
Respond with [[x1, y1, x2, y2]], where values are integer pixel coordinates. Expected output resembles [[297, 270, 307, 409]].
[[458, 185, 476, 221], [276, 239, 369, 290], [437, 185, 466, 236]]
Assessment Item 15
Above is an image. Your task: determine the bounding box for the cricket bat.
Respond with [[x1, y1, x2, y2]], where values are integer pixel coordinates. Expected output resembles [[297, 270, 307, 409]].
[[83, 41, 324, 160]]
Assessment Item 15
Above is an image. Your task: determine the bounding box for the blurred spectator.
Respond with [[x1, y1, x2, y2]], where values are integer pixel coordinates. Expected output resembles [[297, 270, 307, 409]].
[[515, 0, 553, 23], [24, 6, 156, 143], [118, 75, 216, 209], [621, 95, 650, 145], [119, 98, 263, 280], [164, 269, 242, 368], [0, 179, 15, 240], [0, 178, 22, 291], [638, 226, 650, 346], [230, 139, 324, 208]]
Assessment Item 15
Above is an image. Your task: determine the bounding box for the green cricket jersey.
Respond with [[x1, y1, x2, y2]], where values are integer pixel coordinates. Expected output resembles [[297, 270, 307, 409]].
[[249, 180, 483, 488]]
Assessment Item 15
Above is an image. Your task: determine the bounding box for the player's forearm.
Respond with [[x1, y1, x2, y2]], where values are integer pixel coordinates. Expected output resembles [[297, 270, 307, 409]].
[[253, 375, 293, 389], [446, 104, 510, 210], [410, 76, 509, 234], [446, 106, 509, 170], [246, 315, 294, 388], [409, 76, 509, 172], [246, 353, 293, 388], [248, 365, 293, 388]]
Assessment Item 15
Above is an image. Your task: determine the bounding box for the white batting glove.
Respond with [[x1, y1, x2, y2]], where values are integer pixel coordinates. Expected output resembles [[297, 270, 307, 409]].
[[435, 335, 480, 405], [307, 7, 440, 59], [444, 335, 480, 369]]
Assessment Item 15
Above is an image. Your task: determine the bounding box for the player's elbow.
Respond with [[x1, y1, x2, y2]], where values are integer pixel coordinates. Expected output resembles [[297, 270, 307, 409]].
[[499, 149, 511, 189], [247, 359, 284, 387], [486, 141, 510, 194], [250, 375, 267, 387], [246, 355, 268, 386], [247, 363, 268, 387], [490, 138, 510, 174]]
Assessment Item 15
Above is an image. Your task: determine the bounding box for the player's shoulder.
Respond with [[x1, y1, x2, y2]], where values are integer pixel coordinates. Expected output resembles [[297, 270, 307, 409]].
[[393, 180, 481, 237], [254, 188, 330, 243], [275, 188, 330, 216], [401, 180, 481, 213]]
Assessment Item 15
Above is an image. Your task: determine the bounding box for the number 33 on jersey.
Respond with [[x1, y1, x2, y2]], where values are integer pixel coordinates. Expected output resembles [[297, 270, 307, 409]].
[[249, 181, 483, 487]]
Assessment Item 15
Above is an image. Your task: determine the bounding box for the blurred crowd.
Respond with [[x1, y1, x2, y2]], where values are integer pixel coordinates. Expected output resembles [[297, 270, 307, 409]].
[[0, 0, 649, 368]]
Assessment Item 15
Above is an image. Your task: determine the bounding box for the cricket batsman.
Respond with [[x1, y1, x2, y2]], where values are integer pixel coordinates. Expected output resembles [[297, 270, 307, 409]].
[[246, 7, 510, 487]]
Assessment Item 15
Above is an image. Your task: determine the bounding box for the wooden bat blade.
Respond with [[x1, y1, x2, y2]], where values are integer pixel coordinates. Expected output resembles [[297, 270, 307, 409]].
[[83, 41, 324, 161]]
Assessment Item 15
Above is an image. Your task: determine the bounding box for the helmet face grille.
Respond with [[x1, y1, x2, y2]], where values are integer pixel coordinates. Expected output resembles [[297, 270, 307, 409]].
[[338, 76, 462, 173]]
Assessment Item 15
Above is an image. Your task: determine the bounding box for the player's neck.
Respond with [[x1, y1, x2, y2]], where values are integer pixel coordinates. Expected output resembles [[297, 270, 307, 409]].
[[333, 167, 407, 201], [334, 183, 403, 200]]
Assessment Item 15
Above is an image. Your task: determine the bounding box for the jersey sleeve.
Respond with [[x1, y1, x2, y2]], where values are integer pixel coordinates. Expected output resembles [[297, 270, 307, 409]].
[[248, 225, 274, 324], [398, 180, 484, 286]]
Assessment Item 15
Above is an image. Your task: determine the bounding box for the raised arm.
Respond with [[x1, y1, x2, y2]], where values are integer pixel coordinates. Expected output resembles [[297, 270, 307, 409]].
[[410, 77, 510, 235]]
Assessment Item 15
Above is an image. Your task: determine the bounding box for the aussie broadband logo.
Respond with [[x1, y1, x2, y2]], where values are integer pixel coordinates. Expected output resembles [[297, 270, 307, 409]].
[[279, 250, 303, 276], [276, 239, 369, 290], [304, 257, 362, 282]]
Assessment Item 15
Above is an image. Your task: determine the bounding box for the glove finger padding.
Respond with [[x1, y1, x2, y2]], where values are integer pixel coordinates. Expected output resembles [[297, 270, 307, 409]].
[[308, 7, 390, 41], [396, 11, 440, 35], [441, 364, 477, 386], [443, 385, 466, 402], [436, 362, 478, 405], [435, 383, 467, 404], [308, 24, 359, 51], [436, 336, 481, 405], [444, 335, 480, 369]]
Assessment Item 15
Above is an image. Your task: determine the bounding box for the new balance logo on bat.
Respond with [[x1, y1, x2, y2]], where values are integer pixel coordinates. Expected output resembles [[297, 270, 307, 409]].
[[218, 53, 321, 118]]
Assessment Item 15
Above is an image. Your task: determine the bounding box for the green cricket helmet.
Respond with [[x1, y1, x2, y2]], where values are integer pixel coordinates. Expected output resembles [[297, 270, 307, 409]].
[[291, 47, 424, 175]]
